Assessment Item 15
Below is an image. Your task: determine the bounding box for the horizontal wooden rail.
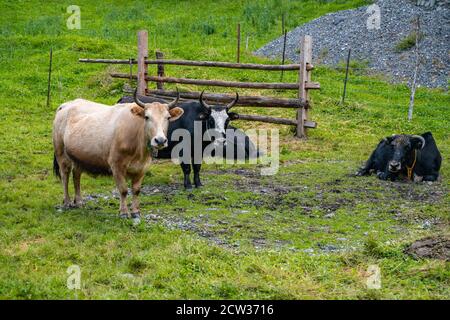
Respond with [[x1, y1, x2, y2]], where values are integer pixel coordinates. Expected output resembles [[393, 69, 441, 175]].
[[111, 73, 320, 91], [80, 58, 301, 71], [237, 114, 317, 128], [138, 89, 308, 108], [145, 59, 301, 71], [79, 58, 136, 64]]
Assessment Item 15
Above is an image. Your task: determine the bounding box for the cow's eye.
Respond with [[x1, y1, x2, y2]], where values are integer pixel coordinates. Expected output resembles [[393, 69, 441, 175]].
[[145, 116, 149, 120]]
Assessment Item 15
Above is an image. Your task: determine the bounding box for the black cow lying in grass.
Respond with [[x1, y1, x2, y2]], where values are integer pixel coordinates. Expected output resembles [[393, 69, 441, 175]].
[[118, 92, 260, 189], [356, 132, 442, 182]]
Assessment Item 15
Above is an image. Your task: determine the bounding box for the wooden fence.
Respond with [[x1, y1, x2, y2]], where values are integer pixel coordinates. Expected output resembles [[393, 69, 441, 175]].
[[79, 30, 319, 138]]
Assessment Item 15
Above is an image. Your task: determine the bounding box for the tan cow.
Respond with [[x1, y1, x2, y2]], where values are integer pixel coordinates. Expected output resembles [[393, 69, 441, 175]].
[[52, 90, 184, 219]]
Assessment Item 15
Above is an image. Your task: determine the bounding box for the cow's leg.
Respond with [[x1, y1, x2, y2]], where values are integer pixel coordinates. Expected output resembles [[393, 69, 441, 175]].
[[422, 174, 439, 182], [72, 166, 83, 207], [376, 170, 390, 181], [181, 163, 192, 189], [57, 156, 73, 208], [111, 167, 129, 218], [130, 173, 144, 220], [193, 164, 203, 188], [356, 149, 379, 176]]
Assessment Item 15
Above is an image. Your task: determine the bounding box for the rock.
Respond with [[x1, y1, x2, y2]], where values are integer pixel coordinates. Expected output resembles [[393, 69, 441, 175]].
[[318, 243, 340, 252], [255, 0, 449, 88]]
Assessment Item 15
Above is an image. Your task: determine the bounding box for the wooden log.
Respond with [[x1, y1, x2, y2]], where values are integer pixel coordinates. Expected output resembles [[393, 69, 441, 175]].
[[155, 50, 164, 90], [79, 58, 138, 64], [145, 76, 299, 90], [110, 73, 299, 90], [304, 35, 313, 129], [305, 81, 320, 90], [140, 89, 308, 108], [137, 30, 148, 95], [145, 60, 301, 71], [236, 114, 316, 128], [296, 35, 312, 138], [79, 58, 301, 71]]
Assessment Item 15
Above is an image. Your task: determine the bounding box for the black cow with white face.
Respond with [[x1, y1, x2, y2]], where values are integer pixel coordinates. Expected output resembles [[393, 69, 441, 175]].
[[118, 91, 259, 189], [357, 132, 442, 182]]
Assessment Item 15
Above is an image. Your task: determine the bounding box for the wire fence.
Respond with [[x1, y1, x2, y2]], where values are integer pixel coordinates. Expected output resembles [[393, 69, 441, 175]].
[[1, 44, 446, 120]]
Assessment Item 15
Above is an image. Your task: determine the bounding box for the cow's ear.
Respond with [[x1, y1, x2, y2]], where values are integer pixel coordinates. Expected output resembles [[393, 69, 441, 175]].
[[411, 136, 425, 149], [131, 106, 145, 118], [228, 112, 239, 120], [169, 107, 184, 122], [384, 135, 396, 145]]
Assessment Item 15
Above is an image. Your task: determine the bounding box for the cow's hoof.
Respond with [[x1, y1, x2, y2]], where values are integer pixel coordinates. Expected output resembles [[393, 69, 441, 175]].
[[184, 185, 193, 190], [119, 213, 129, 219], [63, 203, 80, 210], [73, 202, 83, 208], [376, 172, 387, 180], [355, 170, 367, 176], [131, 212, 141, 225], [195, 183, 203, 188]]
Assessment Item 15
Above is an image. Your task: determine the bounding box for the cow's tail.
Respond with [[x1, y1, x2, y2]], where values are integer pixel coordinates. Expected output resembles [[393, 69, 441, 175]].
[[53, 154, 61, 180]]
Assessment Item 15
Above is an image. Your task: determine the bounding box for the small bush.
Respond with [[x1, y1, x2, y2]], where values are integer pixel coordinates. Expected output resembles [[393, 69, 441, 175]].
[[192, 21, 216, 35], [126, 256, 148, 273], [394, 32, 424, 52]]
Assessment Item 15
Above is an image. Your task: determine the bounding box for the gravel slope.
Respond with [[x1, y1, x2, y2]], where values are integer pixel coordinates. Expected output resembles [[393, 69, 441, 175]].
[[255, 0, 449, 88]]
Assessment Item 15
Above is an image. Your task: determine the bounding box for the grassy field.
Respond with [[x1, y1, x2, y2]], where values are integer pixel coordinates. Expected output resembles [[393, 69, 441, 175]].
[[0, 0, 448, 299]]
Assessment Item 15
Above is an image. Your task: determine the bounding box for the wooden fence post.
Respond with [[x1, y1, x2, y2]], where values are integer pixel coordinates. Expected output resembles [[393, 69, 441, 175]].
[[341, 48, 351, 104], [46, 47, 53, 108], [236, 23, 241, 63], [155, 50, 165, 90], [296, 35, 312, 138], [137, 30, 148, 95]]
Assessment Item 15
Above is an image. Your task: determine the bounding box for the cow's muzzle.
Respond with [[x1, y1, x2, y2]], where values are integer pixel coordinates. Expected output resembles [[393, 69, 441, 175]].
[[151, 136, 168, 149], [388, 160, 401, 172]]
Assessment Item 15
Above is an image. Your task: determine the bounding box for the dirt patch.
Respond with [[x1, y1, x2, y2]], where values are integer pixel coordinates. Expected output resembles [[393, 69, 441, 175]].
[[404, 236, 450, 261], [80, 165, 447, 252], [145, 212, 240, 249], [206, 168, 260, 178], [320, 177, 446, 206]]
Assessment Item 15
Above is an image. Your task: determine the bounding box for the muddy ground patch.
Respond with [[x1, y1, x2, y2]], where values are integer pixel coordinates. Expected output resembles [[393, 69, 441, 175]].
[[81, 166, 448, 253], [405, 236, 450, 261]]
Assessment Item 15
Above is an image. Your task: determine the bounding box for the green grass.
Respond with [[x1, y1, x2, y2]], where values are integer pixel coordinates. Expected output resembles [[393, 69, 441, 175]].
[[0, 0, 449, 299], [394, 31, 424, 53]]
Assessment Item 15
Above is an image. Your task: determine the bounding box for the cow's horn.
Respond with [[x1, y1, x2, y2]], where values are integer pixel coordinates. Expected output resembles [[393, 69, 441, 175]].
[[133, 88, 146, 108], [411, 135, 426, 149], [167, 88, 180, 110], [226, 92, 239, 110], [199, 90, 212, 111]]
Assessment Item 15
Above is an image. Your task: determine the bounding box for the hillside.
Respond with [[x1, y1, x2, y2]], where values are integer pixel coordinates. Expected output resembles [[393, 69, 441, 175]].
[[255, 0, 450, 88]]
